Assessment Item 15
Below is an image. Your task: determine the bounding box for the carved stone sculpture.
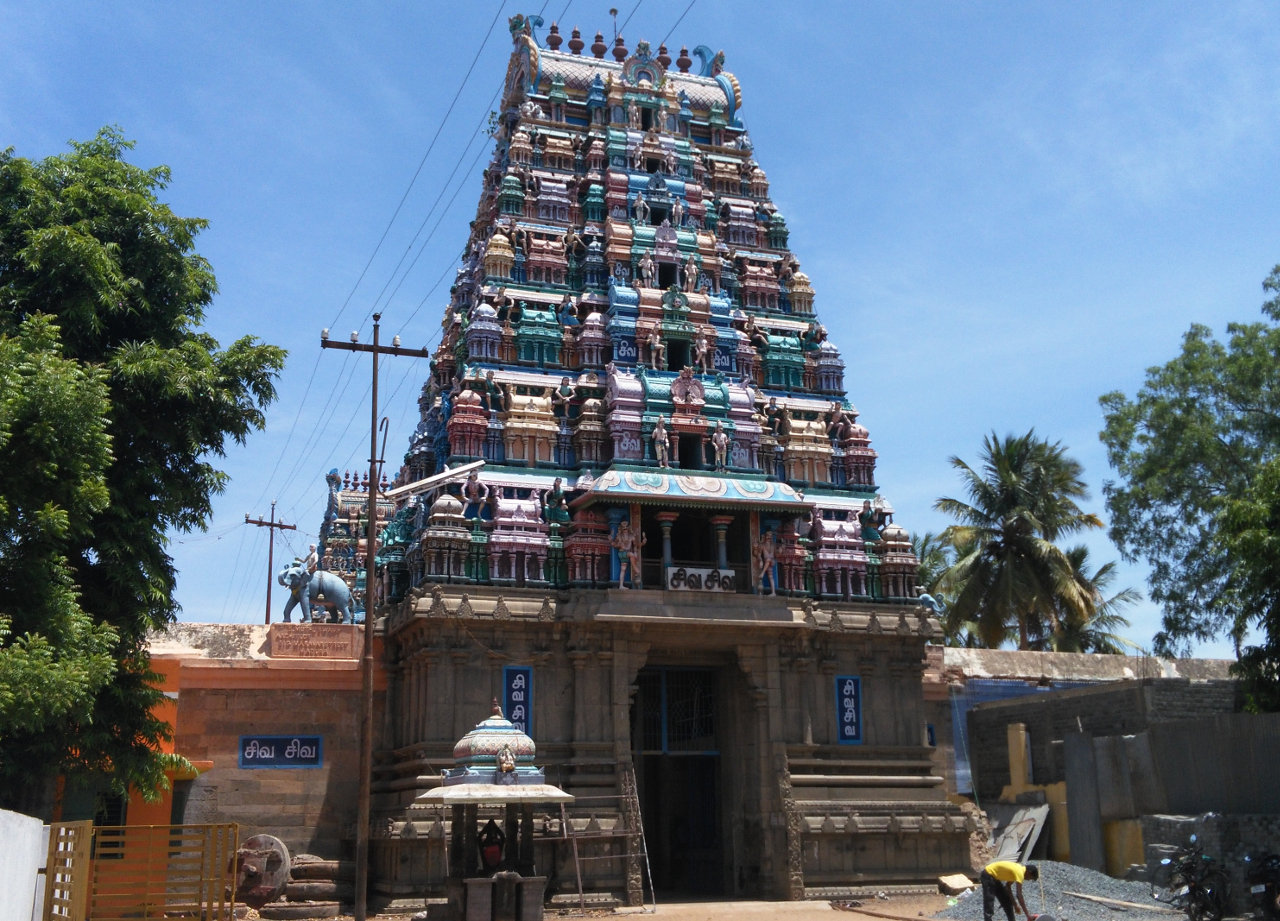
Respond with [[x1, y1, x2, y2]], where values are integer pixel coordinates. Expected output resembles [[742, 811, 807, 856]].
[[612, 520, 646, 589], [710, 421, 730, 471], [752, 530, 777, 596], [652, 415, 671, 467], [278, 560, 354, 624], [646, 325, 666, 370]]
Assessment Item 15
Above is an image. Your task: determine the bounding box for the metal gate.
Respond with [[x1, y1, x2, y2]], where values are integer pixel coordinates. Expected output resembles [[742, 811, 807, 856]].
[[45, 822, 238, 921]]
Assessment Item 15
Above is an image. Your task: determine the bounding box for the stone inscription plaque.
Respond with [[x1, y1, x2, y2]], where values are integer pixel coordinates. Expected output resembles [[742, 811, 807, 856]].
[[268, 623, 361, 659]]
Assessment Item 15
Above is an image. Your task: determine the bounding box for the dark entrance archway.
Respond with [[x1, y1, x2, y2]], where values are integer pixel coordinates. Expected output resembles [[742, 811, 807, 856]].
[[630, 666, 724, 896]]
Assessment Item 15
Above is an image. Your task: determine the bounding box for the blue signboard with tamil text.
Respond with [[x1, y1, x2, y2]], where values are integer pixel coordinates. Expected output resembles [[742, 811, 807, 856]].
[[834, 675, 863, 745], [238, 735, 323, 769], [614, 338, 638, 363], [504, 666, 533, 735]]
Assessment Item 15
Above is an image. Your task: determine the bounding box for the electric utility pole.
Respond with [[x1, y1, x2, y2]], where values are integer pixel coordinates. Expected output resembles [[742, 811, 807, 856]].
[[245, 501, 296, 625], [320, 314, 429, 921]]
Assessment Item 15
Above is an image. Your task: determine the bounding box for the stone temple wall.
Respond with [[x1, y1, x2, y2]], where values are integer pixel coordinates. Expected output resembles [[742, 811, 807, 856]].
[[375, 586, 969, 902]]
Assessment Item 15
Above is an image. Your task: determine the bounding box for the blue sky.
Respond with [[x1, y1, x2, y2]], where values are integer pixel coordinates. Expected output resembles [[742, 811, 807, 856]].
[[4, 1, 1278, 656]]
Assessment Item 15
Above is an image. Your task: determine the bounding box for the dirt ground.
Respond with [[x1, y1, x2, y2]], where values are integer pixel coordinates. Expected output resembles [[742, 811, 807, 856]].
[[608, 893, 954, 921], [272, 891, 956, 921]]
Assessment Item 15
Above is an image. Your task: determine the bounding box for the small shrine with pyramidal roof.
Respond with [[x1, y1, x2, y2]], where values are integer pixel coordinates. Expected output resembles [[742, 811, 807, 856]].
[[317, 13, 970, 907]]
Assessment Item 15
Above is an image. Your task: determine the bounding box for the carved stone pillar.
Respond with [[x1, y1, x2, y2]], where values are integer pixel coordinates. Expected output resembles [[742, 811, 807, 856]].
[[404, 655, 418, 747], [569, 648, 591, 742], [797, 653, 815, 746], [417, 651, 440, 745], [450, 649, 471, 740]]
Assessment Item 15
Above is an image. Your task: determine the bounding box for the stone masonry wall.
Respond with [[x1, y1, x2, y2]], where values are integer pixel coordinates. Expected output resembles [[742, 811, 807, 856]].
[[175, 686, 372, 858]]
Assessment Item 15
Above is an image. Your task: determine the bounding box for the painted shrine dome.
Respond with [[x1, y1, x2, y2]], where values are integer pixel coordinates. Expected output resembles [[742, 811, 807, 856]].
[[452, 703, 536, 768]]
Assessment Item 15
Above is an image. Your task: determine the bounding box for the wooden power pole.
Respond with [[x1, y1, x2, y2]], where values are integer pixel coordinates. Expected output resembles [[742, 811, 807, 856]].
[[245, 501, 297, 625], [320, 314, 430, 921]]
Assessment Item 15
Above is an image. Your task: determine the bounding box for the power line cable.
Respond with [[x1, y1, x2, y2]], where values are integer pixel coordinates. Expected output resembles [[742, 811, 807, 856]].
[[251, 7, 514, 513], [372, 124, 496, 317], [267, 348, 361, 504], [661, 0, 696, 48], [249, 348, 325, 512], [216, 524, 253, 622], [232, 1, 710, 620], [391, 137, 496, 328], [222, 526, 262, 623], [619, 1, 643, 36], [207, 8, 515, 619], [331, 0, 511, 333]]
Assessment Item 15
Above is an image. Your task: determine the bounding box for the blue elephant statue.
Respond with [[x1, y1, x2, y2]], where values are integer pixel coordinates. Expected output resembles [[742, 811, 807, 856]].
[[277, 560, 354, 624]]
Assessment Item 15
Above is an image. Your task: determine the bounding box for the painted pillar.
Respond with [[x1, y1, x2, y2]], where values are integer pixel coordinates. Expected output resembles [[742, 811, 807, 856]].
[[655, 511, 678, 570], [710, 514, 734, 570], [748, 509, 761, 591]]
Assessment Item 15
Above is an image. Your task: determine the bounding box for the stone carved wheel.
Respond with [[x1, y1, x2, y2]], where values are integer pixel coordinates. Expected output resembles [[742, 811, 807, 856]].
[[233, 833, 292, 909]]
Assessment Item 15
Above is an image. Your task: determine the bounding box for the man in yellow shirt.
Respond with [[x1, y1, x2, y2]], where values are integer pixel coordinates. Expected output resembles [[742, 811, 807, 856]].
[[981, 860, 1039, 921]]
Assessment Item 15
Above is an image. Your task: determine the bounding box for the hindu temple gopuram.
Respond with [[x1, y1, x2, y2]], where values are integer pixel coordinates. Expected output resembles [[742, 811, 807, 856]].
[[317, 16, 969, 904]]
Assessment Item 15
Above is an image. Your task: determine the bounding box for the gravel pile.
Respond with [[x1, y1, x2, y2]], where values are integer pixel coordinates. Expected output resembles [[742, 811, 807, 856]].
[[933, 860, 1172, 921]]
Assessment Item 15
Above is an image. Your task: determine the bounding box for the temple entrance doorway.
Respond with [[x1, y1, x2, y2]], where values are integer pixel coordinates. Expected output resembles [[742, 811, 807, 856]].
[[631, 666, 724, 896]]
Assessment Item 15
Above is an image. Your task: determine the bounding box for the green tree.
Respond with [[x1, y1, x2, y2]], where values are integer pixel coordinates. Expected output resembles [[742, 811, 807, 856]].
[[0, 128, 286, 811], [1219, 456, 1280, 710], [934, 431, 1104, 649], [911, 530, 979, 646], [0, 316, 119, 758], [1099, 265, 1280, 661], [912, 530, 955, 596], [1028, 545, 1140, 654]]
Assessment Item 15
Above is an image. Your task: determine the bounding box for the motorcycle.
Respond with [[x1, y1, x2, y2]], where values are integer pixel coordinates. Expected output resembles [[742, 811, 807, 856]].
[[1153, 834, 1231, 921], [1245, 852, 1280, 920]]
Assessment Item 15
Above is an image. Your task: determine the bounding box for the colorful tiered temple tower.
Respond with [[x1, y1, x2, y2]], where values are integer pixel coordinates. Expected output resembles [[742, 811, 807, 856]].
[[393, 22, 917, 601], [355, 16, 968, 905]]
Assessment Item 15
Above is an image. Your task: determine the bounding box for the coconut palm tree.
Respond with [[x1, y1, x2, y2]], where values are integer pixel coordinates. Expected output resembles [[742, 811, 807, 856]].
[[912, 530, 980, 646], [1030, 544, 1142, 654], [912, 530, 954, 597], [934, 431, 1104, 649]]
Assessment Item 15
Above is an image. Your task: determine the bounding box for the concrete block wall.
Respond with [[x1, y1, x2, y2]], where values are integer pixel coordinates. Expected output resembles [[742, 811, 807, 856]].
[[1142, 812, 1280, 914], [175, 686, 371, 858], [967, 680, 1237, 804], [1146, 680, 1240, 722]]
